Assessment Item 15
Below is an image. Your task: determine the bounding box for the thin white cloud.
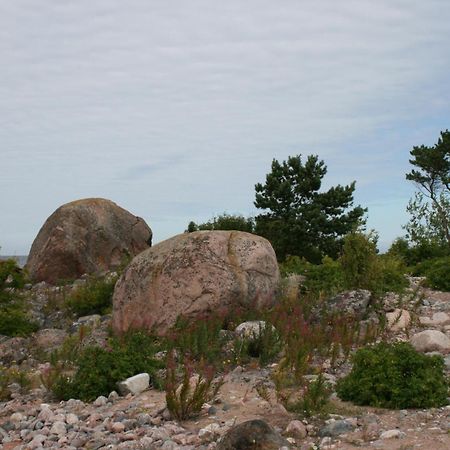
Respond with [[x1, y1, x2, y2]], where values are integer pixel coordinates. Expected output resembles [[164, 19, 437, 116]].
[[1, 0, 450, 252]]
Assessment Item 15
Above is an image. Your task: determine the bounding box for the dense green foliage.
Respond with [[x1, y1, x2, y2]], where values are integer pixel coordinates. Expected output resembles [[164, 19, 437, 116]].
[[336, 342, 449, 409], [52, 331, 163, 401], [0, 259, 38, 336], [187, 213, 255, 233], [414, 256, 450, 291], [281, 255, 345, 297], [66, 275, 117, 316], [340, 232, 378, 289], [254, 154, 366, 263], [405, 130, 450, 249], [281, 233, 407, 297]]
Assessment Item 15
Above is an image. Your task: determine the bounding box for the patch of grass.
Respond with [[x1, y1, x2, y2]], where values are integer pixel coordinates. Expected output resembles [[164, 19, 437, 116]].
[[65, 275, 117, 317]]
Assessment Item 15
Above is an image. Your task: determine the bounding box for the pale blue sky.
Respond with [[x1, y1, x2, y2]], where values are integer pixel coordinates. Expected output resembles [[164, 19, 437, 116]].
[[1, 0, 450, 254]]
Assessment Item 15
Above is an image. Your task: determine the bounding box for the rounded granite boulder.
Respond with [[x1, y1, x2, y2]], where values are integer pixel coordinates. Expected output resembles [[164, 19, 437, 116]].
[[26, 198, 152, 284], [112, 230, 280, 336]]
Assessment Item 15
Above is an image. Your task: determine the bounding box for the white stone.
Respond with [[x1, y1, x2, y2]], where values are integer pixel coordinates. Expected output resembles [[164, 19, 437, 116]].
[[386, 309, 411, 331], [380, 429, 405, 439], [235, 321, 275, 339], [410, 330, 450, 353], [117, 372, 150, 396]]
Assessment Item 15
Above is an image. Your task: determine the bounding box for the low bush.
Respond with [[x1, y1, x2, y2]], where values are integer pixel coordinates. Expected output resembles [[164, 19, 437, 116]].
[[285, 373, 332, 418], [165, 352, 223, 420], [415, 257, 450, 291], [280, 256, 344, 298], [51, 331, 163, 401], [0, 259, 38, 336], [0, 259, 26, 288], [336, 342, 449, 409], [168, 315, 225, 364], [66, 275, 117, 317], [0, 366, 31, 400], [233, 322, 282, 367]]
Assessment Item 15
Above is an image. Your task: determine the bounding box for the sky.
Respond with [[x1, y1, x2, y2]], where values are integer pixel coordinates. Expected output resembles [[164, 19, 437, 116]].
[[1, 0, 450, 255]]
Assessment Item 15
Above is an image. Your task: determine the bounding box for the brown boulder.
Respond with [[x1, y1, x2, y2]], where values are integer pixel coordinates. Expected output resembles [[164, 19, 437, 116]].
[[216, 419, 291, 449], [112, 230, 279, 335], [26, 198, 152, 284]]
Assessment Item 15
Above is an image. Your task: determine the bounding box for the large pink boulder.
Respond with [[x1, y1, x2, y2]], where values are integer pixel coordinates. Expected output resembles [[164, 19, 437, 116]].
[[26, 198, 152, 284], [112, 231, 280, 335]]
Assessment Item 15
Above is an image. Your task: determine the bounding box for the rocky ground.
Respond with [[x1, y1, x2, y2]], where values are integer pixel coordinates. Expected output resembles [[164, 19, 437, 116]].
[[2, 280, 450, 449]]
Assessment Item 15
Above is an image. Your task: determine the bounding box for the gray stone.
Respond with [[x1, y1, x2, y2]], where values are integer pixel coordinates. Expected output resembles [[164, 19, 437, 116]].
[[380, 429, 406, 439], [410, 330, 450, 353], [319, 419, 355, 437], [216, 419, 291, 449], [93, 395, 108, 407]]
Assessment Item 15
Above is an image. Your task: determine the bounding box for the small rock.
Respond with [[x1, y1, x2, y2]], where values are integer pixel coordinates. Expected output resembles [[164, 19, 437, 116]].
[[199, 423, 221, 442], [380, 429, 406, 439], [111, 422, 126, 433], [319, 419, 355, 437], [93, 395, 108, 406], [235, 321, 275, 339], [65, 414, 79, 425], [108, 390, 120, 402], [386, 309, 411, 331], [285, 420, 307, 439], [50, 421, 67, 436], [216, 419, 291, 450], [117, 373, 150, 396], [410, 330, 450, 353]]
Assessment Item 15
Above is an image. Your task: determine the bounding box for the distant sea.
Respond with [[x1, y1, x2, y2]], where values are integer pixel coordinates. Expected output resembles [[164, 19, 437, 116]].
[[0, 255, 28, 268]]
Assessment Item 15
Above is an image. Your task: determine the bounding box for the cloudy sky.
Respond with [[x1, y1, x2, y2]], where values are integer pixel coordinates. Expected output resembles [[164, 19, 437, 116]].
[[1, 0, 450, 254]]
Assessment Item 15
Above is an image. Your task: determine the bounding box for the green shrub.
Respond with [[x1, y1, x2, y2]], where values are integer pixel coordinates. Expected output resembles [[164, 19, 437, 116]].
[[369, 255, 409, 295], [0, 307, 39, 337], [169, 315, 226, 364], [415, 257, 450, 291], [66, 275, 117, 316], [187, 213, 255, 233], [286, 373, 332, 418], [280, 255, 344, 298], [0, 259, 37, 336], [336, 342, 449, 409], [279, 256, 311, 277], [52, 331, 163, 401], [165, 352, 223, 420], [340, 232, 378, 290], [0, 365, 31, 400], [0, 259, 26, 289], [303, 256, 345, 297], [233, 322, 282, 367]]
